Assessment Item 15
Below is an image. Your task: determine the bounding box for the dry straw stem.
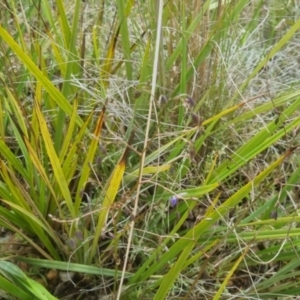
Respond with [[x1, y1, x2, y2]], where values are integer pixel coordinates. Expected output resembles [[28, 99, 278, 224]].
[[116, 0, 164, 299]]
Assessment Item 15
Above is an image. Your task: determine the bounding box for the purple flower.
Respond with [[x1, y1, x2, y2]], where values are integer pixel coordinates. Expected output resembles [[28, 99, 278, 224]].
[[169, 195, 178, 208]]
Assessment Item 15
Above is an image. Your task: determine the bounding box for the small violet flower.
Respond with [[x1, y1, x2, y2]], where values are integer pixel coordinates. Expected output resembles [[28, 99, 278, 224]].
[[169, 195, 179, 208]]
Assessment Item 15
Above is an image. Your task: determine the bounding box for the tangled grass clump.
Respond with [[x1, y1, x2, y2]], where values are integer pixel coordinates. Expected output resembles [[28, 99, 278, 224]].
[[1, 0, 300, 299]]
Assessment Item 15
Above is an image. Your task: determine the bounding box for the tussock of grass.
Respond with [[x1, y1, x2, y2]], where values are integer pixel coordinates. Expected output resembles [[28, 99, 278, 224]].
[[1, 0, 300, 299]]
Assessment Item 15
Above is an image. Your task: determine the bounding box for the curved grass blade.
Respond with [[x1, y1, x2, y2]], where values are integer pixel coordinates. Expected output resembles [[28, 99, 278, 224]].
[[0, 261, 58, 300], [0, 275, 32, 300], [15, 257, 132, 278], [34, 101, 75, 218], [74, 104, 106, 212], [154, 241, 195, 300], [55, 0, 82, 151], [213, 245, 250, 300], [88, 135, 132, 263], [0, 25, 83, 127]]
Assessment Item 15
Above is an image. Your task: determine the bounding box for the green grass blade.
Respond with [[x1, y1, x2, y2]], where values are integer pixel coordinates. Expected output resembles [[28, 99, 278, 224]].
[[34, 101, 75, 218], [15, 257, 132, 278], [0, 25, 83, 128]]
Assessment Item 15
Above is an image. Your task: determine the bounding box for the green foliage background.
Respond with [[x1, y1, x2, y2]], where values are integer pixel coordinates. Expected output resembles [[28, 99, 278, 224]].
[[1, 0, 300, 299]]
